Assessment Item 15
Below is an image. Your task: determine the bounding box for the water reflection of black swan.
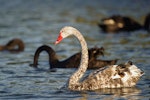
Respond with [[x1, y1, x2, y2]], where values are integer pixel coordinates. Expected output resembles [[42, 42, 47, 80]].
[[30, 45, 118, 69], [98, 13, 150, 33], [0, 38, 24, 52]]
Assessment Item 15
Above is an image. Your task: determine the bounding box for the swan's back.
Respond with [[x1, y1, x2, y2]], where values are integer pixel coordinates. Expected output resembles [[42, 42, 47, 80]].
[[73, 61, 144, 90]]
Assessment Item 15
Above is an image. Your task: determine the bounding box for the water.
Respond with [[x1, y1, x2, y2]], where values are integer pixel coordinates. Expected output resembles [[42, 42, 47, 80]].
[[0, 0, 150, 99]]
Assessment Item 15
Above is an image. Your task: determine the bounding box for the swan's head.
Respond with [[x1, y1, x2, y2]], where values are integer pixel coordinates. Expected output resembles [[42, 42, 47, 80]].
[[55, 26, 76, 45], [112, 61, 144, 82]]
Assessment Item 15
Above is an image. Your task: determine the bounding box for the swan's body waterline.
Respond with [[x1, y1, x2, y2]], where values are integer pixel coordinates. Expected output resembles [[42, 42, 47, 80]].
[[55, 26, 144, 91]]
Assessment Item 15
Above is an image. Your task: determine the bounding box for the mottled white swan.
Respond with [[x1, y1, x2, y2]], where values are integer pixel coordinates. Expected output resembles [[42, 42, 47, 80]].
[[55, 26, 144, 91]]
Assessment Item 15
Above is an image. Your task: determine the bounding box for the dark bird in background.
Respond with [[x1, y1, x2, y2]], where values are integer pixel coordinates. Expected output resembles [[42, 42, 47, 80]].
[[98, 13, 150, 33], [30, 45, 118, 69], [0, 38, 24, 52]]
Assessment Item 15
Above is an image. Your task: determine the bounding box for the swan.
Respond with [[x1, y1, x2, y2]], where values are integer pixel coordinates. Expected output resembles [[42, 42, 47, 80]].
[[0, 38, 24, 52], [55, 26, 144, 91], [98, 13, 150, 33], [30, 45, 118, 69]]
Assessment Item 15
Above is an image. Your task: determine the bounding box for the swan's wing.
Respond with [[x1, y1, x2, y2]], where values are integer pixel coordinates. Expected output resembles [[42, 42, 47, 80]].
[[88, 66, 110, 77], [81, 64, 141, 89], [81, 65, 124, 89], [79, 67, 108, 82], [82, 64, 143, 89]]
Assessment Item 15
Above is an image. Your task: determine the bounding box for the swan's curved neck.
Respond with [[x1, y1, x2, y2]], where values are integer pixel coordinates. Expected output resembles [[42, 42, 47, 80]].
[[6, 39, 24, 51], [33, 45, 59, 68], [68, 29, 88, 85]]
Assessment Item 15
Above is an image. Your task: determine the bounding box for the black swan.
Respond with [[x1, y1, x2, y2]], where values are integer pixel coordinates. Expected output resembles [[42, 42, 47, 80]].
[[98, 13, 150, 33], [30, 45, 118, 69], [0, 38, 24, 52], [54, 26, 143, 91]]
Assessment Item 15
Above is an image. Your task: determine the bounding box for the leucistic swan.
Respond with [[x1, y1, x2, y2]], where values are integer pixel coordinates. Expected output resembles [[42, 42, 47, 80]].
[[55, 26, 144, 91]]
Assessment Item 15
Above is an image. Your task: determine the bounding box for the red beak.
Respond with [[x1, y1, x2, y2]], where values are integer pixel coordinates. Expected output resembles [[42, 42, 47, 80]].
[[55, 32, 63, 45]]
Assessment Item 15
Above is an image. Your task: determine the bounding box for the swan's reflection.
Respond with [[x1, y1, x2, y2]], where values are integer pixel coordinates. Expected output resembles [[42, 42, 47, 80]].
[[79, 87, 141, 100], [95, 87, 141, 96]]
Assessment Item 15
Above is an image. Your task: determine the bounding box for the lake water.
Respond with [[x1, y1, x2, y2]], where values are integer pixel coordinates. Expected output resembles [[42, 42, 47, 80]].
[[0, 0, 150, 100]]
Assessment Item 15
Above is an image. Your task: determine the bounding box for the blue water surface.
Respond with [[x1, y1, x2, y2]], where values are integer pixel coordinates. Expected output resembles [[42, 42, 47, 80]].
[[0, 0, 150, 100]]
